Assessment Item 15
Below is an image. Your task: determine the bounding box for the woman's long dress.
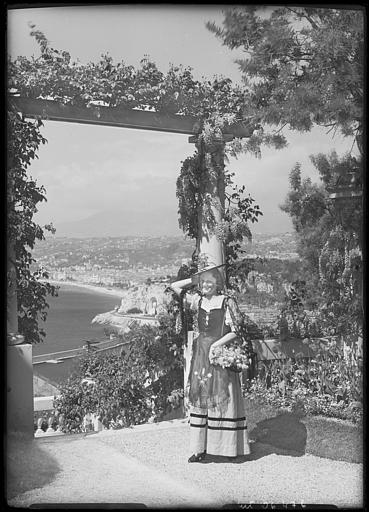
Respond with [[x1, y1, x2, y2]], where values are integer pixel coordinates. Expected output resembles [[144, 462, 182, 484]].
[[187, 294, 250, 457]]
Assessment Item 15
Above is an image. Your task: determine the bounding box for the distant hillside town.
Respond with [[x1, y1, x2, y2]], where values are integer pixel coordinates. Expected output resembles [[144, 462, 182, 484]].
[[32, 233, 298, 289]]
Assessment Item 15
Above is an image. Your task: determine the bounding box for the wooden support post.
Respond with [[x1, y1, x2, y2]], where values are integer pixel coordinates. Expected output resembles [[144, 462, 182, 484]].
[[196, 135, 227, 269], [183, 134, 228, 414]]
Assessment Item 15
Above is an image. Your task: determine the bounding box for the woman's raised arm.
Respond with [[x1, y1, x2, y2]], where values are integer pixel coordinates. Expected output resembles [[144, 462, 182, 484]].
[[169, 277, 193, 297]]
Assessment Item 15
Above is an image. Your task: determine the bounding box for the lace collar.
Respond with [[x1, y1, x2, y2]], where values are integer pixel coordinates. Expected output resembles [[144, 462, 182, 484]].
[[199, 294, 225, 312]]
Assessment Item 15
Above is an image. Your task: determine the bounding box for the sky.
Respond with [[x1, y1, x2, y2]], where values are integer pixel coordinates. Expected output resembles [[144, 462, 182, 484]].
[[7, 5, 358, 236]]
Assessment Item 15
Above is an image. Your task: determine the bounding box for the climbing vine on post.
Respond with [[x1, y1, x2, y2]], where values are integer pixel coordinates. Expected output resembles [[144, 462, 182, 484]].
[[7, 104, 59, 343], [177, 120, 263, 287]]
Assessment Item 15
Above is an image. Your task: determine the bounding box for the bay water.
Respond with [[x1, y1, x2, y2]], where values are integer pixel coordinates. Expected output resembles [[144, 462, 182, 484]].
[[33, 283, 121, 356], [33, 283, 121, 385]]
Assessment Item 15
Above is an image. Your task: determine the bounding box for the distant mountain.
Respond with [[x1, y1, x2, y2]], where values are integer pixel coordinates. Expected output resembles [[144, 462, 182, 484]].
[[55, 208, 183, 238], [53, 207, 297, 242]]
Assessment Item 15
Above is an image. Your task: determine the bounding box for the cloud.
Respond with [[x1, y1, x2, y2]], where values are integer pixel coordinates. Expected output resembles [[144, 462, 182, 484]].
[[10, 6, 360, 237], [31, 122, 355, 234]]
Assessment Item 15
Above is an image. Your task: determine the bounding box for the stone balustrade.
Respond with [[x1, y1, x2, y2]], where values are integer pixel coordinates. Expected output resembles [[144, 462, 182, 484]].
[[33, 395, 104, 437], [34, 411, 66, 437]]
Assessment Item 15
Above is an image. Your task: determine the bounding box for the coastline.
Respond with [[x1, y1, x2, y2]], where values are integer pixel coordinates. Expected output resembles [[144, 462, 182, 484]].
[[43, 279, 125, 299]]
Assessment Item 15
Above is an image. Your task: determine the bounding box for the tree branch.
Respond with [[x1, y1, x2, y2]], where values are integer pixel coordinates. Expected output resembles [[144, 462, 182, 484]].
[[274, 123, 288, 134], [286, 7, 320, 30]]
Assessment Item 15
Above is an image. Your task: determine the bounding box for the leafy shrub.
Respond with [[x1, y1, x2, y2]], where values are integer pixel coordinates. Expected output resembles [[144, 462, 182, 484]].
[[54, 309, 184, 432], [54, 351, 153, 432], [122, 310, 184, 417], [167, 388, 184, 409], [244, 337, 363, 424]]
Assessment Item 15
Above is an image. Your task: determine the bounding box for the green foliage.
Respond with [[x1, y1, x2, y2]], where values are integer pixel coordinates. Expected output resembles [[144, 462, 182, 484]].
[[7, 106, 58, 343], [55, 351, 153, 432], [221, 172, 263, 267], [9, 27, 246, 121], [54, 310, 184, 432], [236, 257, 303, 304], [203, 7, 364, 340], [207, 7, 363, 150], [258, 280, 322, 340], [123, 312, 184, 415], [311, 151, 362, 236], [9, 23, 293, 160], [245, 337, 363, 424], [176, 154, 202, 240], [280, 153, 362, 338]]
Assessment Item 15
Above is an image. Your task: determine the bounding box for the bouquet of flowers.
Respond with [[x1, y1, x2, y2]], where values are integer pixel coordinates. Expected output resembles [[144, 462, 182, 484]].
[[210, 341, 251, 373]]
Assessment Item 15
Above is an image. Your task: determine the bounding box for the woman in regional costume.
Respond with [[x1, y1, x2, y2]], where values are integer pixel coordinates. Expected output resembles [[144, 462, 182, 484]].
[[171, 264, 251, 462]]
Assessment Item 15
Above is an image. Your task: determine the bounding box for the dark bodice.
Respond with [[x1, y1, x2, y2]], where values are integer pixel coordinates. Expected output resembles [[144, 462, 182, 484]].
[[189, 296, 233, 409], [198, 298, 231, 338]]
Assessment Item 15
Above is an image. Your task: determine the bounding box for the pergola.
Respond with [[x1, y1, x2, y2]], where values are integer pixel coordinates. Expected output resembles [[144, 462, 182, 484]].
[[8, 96, 254, 337], [7, 95, 253, 433]]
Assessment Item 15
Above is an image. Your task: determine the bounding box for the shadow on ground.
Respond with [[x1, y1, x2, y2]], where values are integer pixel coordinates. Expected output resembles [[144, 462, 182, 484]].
[[201, 411, 307, 464], [6, 434, 61, 500], [250, 411, 307, 454]]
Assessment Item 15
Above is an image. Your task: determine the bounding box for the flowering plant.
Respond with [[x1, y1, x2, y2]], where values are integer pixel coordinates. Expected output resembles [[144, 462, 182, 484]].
[[210, 341, 251, 372], [243, 336, 363, 424]]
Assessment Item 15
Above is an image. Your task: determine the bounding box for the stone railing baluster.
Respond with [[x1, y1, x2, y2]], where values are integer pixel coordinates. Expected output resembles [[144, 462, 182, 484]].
[[56, 413, 65, 433], [35, 417, 44, 437], [34, 410, 64, 437], [46, 416, 55, 433]]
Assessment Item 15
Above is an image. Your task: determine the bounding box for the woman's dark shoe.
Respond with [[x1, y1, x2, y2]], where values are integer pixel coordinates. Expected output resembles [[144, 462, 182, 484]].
[[188, 451, 206, 463]]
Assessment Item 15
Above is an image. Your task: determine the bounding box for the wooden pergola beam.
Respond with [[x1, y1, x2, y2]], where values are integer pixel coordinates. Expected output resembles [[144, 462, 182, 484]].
[[9, 97, 253, 138]]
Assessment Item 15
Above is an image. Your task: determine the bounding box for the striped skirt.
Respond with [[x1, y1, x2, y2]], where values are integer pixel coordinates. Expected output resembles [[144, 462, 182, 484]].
[[189, 370, 251, 457]]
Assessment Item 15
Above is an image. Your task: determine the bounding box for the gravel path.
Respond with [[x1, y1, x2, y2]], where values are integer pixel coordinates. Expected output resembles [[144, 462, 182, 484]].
[[9, 431, 216, 509], [8, 419, 363, 509]]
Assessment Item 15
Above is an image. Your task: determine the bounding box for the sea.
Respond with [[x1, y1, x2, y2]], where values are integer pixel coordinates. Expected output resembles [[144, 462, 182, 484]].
[[32, 283, 121, 385]]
